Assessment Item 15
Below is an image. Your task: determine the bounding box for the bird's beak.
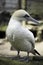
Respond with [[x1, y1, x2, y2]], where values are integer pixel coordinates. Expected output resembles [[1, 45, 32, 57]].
[[27, 16, 39, 25]]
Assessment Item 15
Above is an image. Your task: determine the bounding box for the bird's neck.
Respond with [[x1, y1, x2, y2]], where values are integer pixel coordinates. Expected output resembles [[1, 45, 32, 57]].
[[9, 18, 22, 27]]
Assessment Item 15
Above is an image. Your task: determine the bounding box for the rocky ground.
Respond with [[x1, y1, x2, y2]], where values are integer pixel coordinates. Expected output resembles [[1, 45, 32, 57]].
[[0, 39, 43, 57]]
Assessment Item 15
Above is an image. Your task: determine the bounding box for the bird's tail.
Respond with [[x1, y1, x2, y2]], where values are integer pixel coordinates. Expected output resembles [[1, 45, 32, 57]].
[[34, 49, 40, 55], [32, 49, 40, 55]]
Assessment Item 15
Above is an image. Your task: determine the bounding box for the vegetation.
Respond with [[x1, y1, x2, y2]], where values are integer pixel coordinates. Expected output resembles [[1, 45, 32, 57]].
[[0, 25, 7, 31], [0, 57, 43, 65]]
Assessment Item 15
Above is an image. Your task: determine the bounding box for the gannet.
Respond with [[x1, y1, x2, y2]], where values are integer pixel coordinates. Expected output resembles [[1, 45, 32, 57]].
[[6, 10, 40, 58]]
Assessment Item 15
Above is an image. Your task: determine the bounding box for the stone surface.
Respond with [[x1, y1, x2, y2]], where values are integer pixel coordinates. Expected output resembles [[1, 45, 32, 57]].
[[0, 39, 43, 57]]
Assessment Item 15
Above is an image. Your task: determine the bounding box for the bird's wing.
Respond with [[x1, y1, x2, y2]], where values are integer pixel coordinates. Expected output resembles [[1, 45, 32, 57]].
[[13, 26, 35, 48], [21, 27, 35, 48]]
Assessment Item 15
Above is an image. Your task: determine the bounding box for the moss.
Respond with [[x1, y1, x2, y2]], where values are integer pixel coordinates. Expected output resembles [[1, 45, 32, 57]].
[[0, 57, 43, 65]]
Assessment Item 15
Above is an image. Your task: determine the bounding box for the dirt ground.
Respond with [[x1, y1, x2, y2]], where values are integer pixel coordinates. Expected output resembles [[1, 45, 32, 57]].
[[0, 39, 43, 57]]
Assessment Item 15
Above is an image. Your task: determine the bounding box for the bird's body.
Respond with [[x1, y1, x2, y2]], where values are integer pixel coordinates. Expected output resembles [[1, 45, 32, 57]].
[[6, 18, 35, 52], [6, 10, 40, 57]]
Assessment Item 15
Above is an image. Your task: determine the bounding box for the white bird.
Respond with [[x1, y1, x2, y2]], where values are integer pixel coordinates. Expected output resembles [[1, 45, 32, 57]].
[[6, 10, 40, 58]]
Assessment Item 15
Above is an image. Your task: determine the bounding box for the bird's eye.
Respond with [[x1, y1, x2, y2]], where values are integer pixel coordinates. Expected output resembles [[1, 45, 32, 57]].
[[24, 14, 29, 18]]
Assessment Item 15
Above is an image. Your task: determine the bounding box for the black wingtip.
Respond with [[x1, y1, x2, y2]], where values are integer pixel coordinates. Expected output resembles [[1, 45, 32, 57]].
[[34, 49, 41, 55]]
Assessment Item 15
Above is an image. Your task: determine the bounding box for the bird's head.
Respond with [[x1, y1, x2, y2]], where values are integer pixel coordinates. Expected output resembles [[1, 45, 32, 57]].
[[12, 9, 39, 24]]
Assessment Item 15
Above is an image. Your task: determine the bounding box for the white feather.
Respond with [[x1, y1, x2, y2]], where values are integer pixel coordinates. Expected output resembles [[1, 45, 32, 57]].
[[6, 10, 36, 53]]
